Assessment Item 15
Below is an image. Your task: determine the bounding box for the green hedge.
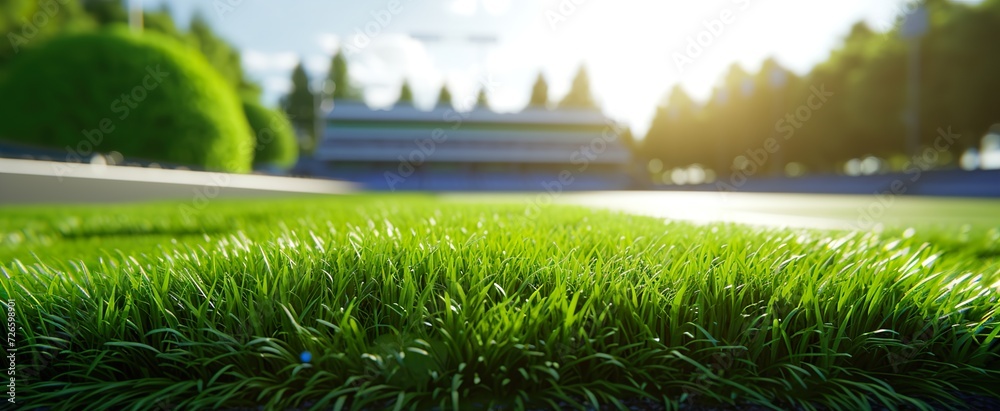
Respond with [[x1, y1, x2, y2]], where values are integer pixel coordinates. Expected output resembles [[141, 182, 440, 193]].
[[0, 26, 253, 172], [242, 100, 298, 170]]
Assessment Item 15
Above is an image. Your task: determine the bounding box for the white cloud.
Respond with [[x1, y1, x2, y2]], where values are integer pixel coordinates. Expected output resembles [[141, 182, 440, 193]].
[[481, 0, 512, 15], [317, 33, 341, 55], [443, 69, 485, 111], [263, 76, 292, 96], [351, 34, 441, 108], [447, 0, 509, 16], [305, 55, 330, 76], [449, 0, 478, 16], [243, 50, 299, 72]]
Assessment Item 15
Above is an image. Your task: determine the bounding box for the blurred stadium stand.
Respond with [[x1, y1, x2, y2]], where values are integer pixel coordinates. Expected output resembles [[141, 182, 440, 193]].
[[294, 102, 634, 191]]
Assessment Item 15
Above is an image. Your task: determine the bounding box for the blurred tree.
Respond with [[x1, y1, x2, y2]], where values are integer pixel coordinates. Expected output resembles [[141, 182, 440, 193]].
[[142, 5, 184, 41], [0, 27, 254, 172], [476, 88, 489, 110], [529, 72, 550, 107], [559, 65, 596, 109], [749, 57, 799, 175], [923, 0, 1000, 154], [793, 22, 879, 171], [701, 88, 732, 173], [646, 2, 1000, 177], [243, 99, 299, 170], [643, 85, 703, 170], [618, 126, 636, 152], [282, 62, 316, 143], [1, 0, 93, 71], [187, 12, 259, 100], [845, 27, 908, 159], [327, 51, 360, 100], [437, 84, 452, 107], [711, 63, 755, 173], [398, 79, 414, 104], [75, 3, 263, 103], [81, 0, 127, 25]]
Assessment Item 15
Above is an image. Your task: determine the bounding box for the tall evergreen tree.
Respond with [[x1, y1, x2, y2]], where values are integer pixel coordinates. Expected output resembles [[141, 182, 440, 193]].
[[476, 88, 489, 110], [437, 84, 453, 107], [529, 72, 550, 107], [559, 65, 596, 109], [327, 51, 359, 100], [282, 62, 316, 143], [398, 79, 414, 105]]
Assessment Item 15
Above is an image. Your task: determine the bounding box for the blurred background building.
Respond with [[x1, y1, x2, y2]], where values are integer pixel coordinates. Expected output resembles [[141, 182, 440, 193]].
[[295, 102, 631, 191]]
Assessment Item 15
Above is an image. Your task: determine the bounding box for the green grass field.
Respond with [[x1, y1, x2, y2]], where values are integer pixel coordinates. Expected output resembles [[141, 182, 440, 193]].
[[1, 195, 998, 410]]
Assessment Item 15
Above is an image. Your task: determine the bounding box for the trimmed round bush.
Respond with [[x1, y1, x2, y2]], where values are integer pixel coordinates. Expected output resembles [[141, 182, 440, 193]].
[[242, 100, 298, 170], [0, 26, 253, 172]]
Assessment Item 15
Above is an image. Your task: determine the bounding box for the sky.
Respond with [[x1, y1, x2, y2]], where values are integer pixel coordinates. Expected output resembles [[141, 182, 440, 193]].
[[150, 0, 977, 137]]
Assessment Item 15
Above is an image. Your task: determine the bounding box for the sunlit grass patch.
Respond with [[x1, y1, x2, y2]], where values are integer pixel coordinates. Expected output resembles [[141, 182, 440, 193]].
[[1, 196, 998, 410]]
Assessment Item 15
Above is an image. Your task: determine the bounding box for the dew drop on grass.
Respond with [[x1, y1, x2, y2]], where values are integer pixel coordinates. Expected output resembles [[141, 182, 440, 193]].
[[385, 219, 395, 238], [884, 240, 901, 251]]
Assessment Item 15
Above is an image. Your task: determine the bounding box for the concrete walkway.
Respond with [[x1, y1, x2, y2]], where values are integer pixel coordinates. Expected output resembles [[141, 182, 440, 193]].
[[0, 159, 356, 205]]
